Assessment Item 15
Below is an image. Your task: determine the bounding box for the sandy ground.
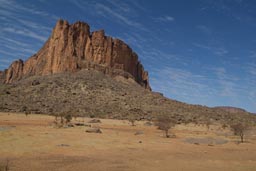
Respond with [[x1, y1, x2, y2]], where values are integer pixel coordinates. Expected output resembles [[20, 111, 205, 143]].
[[0, 112, 256, 171]]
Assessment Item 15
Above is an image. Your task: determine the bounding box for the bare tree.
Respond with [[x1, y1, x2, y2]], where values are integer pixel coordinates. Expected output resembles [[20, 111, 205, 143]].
[[222, 123, 228, 130], [53, 113, 64, 127], [155, 115, 176, 138], [5, 159, 9, 171], [206, 120, 211, 131], [54, 114, 59, 122], [0, 159, 9, 171], [60, 114, 64, 125], [53, 113, 73, 128], [129, 118, 136, 126], [73, 113, 78, 121], [128, 108, 142, 126], [230, 123, 248, 143], [64, 113, 72, 124], [25, 112, 29, 117]]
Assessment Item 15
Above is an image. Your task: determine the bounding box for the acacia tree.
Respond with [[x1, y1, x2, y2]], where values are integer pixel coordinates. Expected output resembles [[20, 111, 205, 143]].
[[129, 118, 136, 126], [206, 120, 212, 131], [0, 159, 9, 171], [64, 113, 72, 124], [230, 123, 248, 143], [128, 108, 142, 126], [155, 115, 176, 138]]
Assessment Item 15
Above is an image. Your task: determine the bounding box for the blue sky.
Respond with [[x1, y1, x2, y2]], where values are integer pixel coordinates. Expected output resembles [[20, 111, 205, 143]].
[[0, 0, 255, 112]]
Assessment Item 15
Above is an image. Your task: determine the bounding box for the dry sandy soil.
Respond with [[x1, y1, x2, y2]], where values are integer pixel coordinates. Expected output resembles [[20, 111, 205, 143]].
[[0, 112, 256, 171]]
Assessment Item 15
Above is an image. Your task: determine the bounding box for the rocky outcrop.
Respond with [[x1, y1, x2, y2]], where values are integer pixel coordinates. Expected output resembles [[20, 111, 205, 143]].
[[1, 20, 150, 89], [0, 71, 3, 78], [4, 59, 24, 83]]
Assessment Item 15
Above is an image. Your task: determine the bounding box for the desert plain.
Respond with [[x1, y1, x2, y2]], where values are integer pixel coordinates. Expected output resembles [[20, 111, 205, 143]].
[[0, 112, 256, 171]]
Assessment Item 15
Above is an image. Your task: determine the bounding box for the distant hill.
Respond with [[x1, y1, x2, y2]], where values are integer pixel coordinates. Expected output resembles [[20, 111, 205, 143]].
[[0, 70, 255, 125], [214, 106, 247, 113]]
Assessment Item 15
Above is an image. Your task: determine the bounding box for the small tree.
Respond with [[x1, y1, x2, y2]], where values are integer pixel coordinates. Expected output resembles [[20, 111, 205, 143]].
[[206, 120, 211, 131], [155, 115, 176, 138], [230, 123, 248, 143], [128, 108, 142, 126], [25, 112, 29, 117], [5, 159, 9, 171], [54, 114, 59, 122], [64, 113, 72, 124], [60, 115, 64, 125], [0, 159, 9, 171], [222, 123, 228, 130], [129, 118, 136, 126], [73, 113, 78, 121]]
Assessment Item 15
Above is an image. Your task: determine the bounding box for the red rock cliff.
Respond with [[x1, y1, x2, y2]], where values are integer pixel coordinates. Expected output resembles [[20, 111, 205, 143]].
[[1, 20, 150, 89]]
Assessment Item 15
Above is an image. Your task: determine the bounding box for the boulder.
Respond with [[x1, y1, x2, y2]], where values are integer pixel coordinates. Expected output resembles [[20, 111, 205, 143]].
[[85, 128, 102, 133], [134, 130, 144, 135], [88, 119, 101, 123]]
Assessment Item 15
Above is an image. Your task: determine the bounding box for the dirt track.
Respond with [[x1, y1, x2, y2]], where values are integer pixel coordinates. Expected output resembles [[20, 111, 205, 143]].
[[0, 113, 256, 171]]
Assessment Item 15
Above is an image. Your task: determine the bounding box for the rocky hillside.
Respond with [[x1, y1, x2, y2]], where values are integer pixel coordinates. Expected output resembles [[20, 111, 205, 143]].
[[0, 20, 150, 89], [0, 70, 255, 125]]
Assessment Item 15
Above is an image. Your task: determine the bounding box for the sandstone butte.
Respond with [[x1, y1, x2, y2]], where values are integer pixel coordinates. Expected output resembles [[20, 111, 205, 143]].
[[0, 19, 151, 90]]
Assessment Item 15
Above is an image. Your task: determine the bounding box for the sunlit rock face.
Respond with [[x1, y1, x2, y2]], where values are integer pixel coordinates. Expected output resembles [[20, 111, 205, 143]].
[[2, 20, 150, 90]]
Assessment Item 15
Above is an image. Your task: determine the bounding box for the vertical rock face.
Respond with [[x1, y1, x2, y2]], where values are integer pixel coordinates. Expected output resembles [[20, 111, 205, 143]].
[[1, 20, 150, 90], [4, 59, 24, 83]]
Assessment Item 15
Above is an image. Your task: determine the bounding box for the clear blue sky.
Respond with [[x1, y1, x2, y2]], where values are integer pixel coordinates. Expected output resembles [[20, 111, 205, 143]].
[[0, 0, 255, 112]]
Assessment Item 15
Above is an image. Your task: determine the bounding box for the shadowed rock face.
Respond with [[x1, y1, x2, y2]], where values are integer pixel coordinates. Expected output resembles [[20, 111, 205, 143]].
[[1, 59, 24, 83], [1, 19, 150, 90], [0, 71, 3, 81]]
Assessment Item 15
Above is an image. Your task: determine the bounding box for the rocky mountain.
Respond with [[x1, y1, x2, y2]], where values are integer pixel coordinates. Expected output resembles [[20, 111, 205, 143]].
[[214, 106, 247, 113], [0, 20, 150, 90], [0, 19, 255, 125]]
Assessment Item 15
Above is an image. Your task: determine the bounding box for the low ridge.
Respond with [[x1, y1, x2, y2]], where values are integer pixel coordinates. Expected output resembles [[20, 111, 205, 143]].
[[214, 106, 247, 113], [0, 69, 255, 125]]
